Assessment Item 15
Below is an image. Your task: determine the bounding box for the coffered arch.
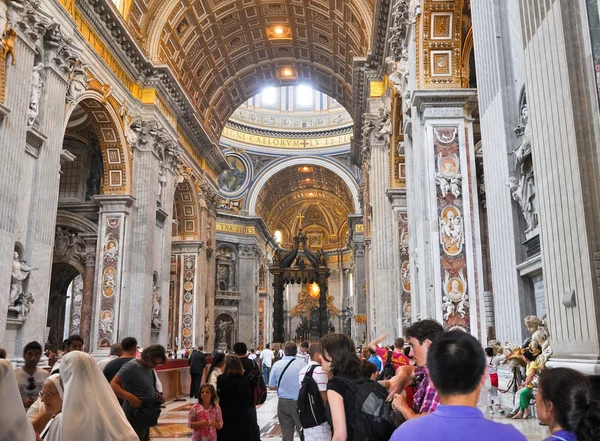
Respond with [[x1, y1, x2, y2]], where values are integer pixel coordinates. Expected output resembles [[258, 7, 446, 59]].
[[124, 0, 375, 141]]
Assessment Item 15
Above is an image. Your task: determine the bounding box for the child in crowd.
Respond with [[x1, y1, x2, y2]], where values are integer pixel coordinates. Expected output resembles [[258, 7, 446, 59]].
[[536, 367, 600, 441], [188, 383, 223, 441], [485, 347, 506, 414]]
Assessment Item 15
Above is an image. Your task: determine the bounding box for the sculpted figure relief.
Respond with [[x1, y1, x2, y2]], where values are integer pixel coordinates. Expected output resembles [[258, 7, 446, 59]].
[[10, 250, 36, 306], [439, 206, 464, 256], [442, 269, 468, 321], [27, 63, 44, 127], [507, 103, 538, 233], [66, 60, 89, 104], [524, 315, 552, 369], [151, 282, 162, 330]]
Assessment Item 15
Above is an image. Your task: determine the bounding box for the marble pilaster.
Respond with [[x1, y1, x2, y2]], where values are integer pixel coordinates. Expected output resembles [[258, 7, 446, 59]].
[[90, 195, 134, 356], [407, 90, 487, 341], [238, 244, 259, 347], [170, 241, 203, 350]]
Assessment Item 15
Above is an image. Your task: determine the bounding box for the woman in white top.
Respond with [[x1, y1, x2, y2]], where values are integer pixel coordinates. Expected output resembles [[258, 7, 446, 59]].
[[485, 347, 507, 414], [58, 351, 138, 441], [0, 359, 37, 441], [205, 353, 226, 390]]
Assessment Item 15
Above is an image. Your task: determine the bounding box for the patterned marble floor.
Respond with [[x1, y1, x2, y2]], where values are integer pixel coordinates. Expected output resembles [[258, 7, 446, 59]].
[[150, 391, 549, 441]]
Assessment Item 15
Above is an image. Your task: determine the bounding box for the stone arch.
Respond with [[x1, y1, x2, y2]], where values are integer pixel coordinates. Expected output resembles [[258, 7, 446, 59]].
[[63, 86, 132, 195], [173, 179, 201, 240], [246, 157, 360, 215]]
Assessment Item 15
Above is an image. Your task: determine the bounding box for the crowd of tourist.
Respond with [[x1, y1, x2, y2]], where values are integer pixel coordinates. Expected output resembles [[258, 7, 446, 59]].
[[1, 319, 600, 441]]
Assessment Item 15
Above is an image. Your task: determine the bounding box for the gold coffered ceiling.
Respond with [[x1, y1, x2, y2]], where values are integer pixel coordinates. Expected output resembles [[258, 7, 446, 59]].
[[124, 0, 374, 142], [255, 165, 353, 249]]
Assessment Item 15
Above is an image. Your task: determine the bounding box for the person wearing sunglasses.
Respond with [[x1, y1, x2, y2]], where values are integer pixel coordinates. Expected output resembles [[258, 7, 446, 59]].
[[14, 341, 49, 410]]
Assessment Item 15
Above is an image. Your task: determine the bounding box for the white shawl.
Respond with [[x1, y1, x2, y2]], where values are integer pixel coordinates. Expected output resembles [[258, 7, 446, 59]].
[[60, 351, 138, 441], [0, 359, 36, 441]]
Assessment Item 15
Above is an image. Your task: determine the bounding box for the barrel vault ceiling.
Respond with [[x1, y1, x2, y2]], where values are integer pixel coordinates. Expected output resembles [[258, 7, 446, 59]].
[[123, 0, 375, 142]]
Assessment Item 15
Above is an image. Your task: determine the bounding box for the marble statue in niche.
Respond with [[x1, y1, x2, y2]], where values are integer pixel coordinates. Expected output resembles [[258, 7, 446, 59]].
[[27, 63, 44, 127], [439, 206, 464, 256], [507, 103, 538, 233], [151, 280, 162, 330], [435, 153, 462, 198], [9, 250, 36, 306], [442, 269, 469, 320]]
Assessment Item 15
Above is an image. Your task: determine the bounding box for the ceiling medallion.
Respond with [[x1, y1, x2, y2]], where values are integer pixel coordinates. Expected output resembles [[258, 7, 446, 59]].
[[266, 25, 293, 40], [277, 67, 297, 80]]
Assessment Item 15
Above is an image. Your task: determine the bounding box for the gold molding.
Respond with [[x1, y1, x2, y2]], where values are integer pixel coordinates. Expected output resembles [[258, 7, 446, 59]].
[[216, 222, 256, 235], [221, 126, 352, 149]]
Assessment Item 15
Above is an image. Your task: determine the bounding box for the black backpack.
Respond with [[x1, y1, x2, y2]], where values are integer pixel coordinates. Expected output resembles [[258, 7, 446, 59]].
[[246, 359, 267, 405], [297, 364, 327, 428], [332, 376, 400, 441], [376, 351, 396, 381]]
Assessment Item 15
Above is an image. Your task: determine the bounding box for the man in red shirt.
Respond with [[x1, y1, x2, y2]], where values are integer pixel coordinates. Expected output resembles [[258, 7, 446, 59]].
[[368, 334, 410, 372]]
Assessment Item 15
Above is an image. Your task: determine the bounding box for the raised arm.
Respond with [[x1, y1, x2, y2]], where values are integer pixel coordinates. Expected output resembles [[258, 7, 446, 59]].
[[368, 333, 387, 353]]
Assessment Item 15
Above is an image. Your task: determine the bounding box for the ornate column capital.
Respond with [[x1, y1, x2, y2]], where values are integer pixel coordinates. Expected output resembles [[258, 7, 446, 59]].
[[196, 177, 219, 214], [239, 244, 259, 259], [127, 119, 182, 173]]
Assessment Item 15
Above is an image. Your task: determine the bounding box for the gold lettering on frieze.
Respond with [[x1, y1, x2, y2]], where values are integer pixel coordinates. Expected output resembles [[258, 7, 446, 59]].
[[355, 224, 365, 233], [221, 127, 351, 149], [216, 223, 256, 235]]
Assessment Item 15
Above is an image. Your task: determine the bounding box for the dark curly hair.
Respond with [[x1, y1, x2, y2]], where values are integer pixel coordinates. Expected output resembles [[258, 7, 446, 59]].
[[319, 333, 360, 376], [405, 319, 444, 345], [538, 368, 600, 441]]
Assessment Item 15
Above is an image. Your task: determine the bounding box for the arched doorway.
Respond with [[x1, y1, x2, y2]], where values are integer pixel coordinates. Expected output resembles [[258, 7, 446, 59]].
[[47, 262, 83, 351]]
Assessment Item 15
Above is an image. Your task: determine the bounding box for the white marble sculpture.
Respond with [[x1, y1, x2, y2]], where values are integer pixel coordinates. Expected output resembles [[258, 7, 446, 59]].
[[27, 63, 44, 127], [524, 315, 552, 369], [507, 104, 538, 233], [151, 282, 162, 330], [9, 251, 36, 306], [66, 60, 89, 104]]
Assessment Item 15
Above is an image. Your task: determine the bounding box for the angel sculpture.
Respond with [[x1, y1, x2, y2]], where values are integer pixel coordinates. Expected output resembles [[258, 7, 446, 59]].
[[442, 269, 469, 320]]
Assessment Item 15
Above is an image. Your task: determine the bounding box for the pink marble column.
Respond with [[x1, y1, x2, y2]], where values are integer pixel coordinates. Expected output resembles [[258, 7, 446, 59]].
[[80, 254, 95, 350]]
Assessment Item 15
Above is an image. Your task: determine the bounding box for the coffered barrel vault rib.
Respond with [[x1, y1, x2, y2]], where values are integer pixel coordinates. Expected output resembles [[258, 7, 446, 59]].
[[124, 0, 375, 142]]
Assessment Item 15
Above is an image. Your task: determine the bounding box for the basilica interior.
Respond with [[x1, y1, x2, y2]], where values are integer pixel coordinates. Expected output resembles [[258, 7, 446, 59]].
[[2, 0, 600, 437]]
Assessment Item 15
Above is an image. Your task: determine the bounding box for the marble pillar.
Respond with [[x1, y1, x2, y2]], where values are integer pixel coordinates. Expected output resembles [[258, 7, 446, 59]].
[[123, 129, 161, 346], [518, 0, 600, 372], [155, 168, 176, 347], [0, 33, 41, 354], [366, 103, 400, 340], [407, 90, 487, 341], [75, 234, 97, 347], [171, 242, 203, 350], [90, 195, 134, 356], [238, 244, 258, 346]]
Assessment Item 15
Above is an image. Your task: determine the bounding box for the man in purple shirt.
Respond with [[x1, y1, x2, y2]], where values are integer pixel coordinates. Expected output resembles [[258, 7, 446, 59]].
[[389, 331, 527, 441], [383, 319, 444, 419]]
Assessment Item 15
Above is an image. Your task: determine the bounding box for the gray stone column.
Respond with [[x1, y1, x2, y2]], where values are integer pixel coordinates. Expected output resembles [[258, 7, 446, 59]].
[[0, 32, 38, 349], [471, 0, 537, 343], [155, 167, 176, 346], [90, 195, 134, 356], [123, 120, 180, 347], [365, 105, 399, 340], [353, 235, 367, 343], [238, 244, 258, 346], [518, 0, 600, 372]]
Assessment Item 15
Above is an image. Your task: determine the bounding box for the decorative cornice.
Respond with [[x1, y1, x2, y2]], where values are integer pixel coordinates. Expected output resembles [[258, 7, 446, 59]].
[[76, 0, 228, 171], [225, 120, 353, 139]]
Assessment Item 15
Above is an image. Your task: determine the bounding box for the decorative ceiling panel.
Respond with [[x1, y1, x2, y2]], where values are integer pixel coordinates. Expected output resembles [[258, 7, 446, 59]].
[[127, 0, 374, 142]]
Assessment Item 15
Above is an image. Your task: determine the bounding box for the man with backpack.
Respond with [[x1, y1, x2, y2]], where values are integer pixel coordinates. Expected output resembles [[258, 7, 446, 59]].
[[368, 334, 410, 380], [234, 342, 265, 441], [269, 341, 307, 441], [297, 343, 331, 440]]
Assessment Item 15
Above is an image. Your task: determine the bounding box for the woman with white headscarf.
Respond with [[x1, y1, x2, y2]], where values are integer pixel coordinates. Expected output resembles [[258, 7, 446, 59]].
[[39, 374, 64, 440], [60, 351, 138, 441], [0, 359, 37, 441]]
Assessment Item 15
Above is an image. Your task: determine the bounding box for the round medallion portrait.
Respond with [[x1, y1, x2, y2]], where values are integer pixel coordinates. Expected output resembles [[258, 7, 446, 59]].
[[218, 154, 250, 197]]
